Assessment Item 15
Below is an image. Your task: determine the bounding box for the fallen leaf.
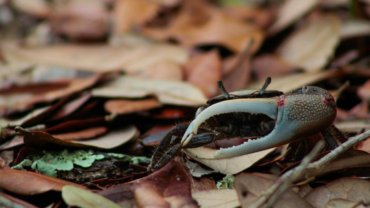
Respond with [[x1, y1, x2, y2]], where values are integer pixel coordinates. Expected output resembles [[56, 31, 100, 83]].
[[358, 79, 370, 101], [278, 15, 341, 72], [52, 126, 108, 141], [92, 75, 207, 106], [183, 147, 275, 174], [0, 192, 38, 208], [192, 189, 240, 208], [185, 51, 222, 97], [20, 125, 138, 149], [74, 126, 138, 149], [247, 70, 339, 93], [0, 167, 81, 195], [305, 178, 370, 208], [3, 44, 188, 73], [12, 0, 50, 18], [269, 0, 319, 33], [114, 0, 160, 34], [133, 60, 184, 81], [340, 20, 370, 39], [234, 173, 312, 208], [50, 0, 109, 40], [143, 0, 263, 52], [100, 161, 198, 207], [251, 54, 296, 80], [222, 50, 251, 92], [62, 185, 121, 208], [336, 120, 370, 133], [104, 98, 162, 115]]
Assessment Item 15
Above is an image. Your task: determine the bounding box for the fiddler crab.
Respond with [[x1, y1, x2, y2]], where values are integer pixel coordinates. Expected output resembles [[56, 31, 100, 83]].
[[149, 78, 339, 171]]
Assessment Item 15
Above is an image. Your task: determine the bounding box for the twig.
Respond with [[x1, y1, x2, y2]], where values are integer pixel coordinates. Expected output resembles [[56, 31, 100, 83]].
[[250, 128, 370, 208], [250, 141, 325, 208]]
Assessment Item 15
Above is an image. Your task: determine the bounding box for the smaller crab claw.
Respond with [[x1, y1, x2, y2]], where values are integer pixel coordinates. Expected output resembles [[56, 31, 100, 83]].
[[181, 86, 337, 159]]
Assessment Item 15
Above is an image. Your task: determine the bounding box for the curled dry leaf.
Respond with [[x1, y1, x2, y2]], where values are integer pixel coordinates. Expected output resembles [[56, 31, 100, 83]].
[[62, 185, 120, 208], [3, 44, 188, 73], [278, 15, 341, 72], [184, 147, 275, 174], [234, 173, 312, 208], [92, 75, 207, 106], [185, 51, 222, 97], [269, 0, 319, 33], [192, 189, 240, 208], [0, 167, 81, 195], [104, 98, 162, 115], [305, 178, 370, 208]]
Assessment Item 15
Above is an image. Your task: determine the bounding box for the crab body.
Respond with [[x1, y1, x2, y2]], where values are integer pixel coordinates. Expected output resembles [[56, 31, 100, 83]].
[[181, 86, 336, 159]]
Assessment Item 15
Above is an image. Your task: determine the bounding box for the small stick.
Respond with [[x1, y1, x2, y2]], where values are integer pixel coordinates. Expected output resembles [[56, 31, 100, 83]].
[[250, 141, 325, 208]]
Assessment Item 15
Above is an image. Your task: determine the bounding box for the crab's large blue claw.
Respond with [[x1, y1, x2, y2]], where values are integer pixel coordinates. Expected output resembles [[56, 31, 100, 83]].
[[181, 86, 336, 159]]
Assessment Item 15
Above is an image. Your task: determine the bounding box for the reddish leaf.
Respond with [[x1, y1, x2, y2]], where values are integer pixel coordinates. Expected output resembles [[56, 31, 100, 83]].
[[104, 98, 162, 115], [0, 167, 82, 195], [52, 126, 108, 141], [101, 161, 198, 207], [0, 192, 38, 208], [185, 51, 222, 97]]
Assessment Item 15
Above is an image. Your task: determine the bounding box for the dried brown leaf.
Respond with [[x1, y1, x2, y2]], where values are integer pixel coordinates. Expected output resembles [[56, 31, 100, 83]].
[[252, 54, 296, 80], [235, 173, 312, 208], [185, 51, 222, 97], [3, 44, 188, 73], [133, 60, 184, 81], [305, 178, 370, 208], [104, 98, 162, 115], [278, 15, 341, 72], [50, 0, 109, 40], [114, 0, 160, 34], [269, 0, 319, 33], [184, 147, 275, 174], [0, 192, 38, 208], [192, 189, 240, 208], [0, 167, 82, 195], [52, 126, 108, 141], [92, 75, 207, 106]]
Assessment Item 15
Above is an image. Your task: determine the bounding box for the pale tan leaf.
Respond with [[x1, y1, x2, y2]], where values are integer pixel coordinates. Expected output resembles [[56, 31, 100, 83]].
[[341, 20, 370, 39], [184, 147, 275, 174], [74, 125, 138, 149], [336, 120, 370, 133], [269, 0, 319, 33], [105, 98, 162, 115], [3, 44, 188, 73], [192, 189, 240, 208], [62, 185, 121, 208], [92, 75, 207, 106], [278, 15, 341, 72], [235, 173, 313, 208], [305, 178, 370, 208], [248, 70, 338, 93]]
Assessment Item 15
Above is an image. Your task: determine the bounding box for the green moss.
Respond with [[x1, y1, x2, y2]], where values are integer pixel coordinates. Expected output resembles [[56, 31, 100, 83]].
[[12, 149, 149, 177]]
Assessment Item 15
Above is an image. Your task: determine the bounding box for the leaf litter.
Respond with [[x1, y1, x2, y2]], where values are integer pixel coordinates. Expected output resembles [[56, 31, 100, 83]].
[[1, 0, 370, 207]]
